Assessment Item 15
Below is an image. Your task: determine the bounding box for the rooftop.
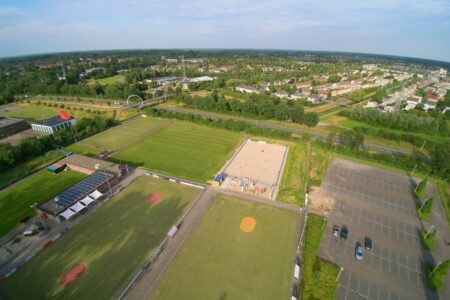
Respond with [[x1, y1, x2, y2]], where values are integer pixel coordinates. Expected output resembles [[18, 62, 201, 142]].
[[0, 117, 24, 129], [33, 115, 73, 127]]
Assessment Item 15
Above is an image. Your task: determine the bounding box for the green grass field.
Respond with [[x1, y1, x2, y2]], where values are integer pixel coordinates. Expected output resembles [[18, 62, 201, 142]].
[[301, 214, 339, 300], [150, 194, 299, 300], [88, 74, 125, 85], [76, 117, 174, 152], [309, 147, 332, 186], [1, 105, 59, 120], [277, 143, 308, 206], [0, 170, 85, 237], [0, 176, 200, 299], [112, 121, 242, 182]]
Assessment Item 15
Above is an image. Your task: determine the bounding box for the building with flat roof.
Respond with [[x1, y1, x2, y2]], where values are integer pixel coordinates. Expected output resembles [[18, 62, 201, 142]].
[[0, 117, 30, 138], [31, 116, 76, 134]]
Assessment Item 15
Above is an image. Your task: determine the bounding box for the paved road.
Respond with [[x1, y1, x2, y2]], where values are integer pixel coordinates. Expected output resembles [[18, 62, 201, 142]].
[[123, 188, 217, 300], [155, 106, 410, 156]]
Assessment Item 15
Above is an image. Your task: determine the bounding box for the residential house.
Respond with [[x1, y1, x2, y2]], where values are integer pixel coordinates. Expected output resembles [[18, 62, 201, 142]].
[[275, 90, 289, 99], [236, 84, 260, 94]]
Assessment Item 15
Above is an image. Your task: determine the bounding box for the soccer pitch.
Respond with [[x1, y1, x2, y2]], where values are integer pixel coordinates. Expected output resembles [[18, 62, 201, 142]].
[[111, 121, 242, 182], [76, 117, 174, 152], [0, 176, 201, 300], [150, 194, 299, 300], [0, 170, 85, 237]]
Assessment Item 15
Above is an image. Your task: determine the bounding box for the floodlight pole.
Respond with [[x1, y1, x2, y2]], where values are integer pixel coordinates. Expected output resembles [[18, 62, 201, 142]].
[[419, 198, 430, 213], [31, 203, 49, 231], [411, 164, 418, 176], [424, 225, 435, 239], [430, 261, 442, 277], [336, 267, 344, 282]]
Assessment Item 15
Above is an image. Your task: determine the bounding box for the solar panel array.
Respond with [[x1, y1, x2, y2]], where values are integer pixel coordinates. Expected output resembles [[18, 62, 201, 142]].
[[54, 172, 113, 208]]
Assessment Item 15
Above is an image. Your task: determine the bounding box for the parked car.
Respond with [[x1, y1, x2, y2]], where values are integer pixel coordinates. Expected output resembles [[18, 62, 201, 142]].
[[340, 226, 348, 240], [332, 225, 340, 237], [364, 237, 372, 250], [355, 242, 363, 261]]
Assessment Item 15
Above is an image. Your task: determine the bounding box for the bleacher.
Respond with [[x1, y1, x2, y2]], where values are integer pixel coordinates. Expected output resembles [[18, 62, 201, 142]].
[[54, 172, 113, 208]]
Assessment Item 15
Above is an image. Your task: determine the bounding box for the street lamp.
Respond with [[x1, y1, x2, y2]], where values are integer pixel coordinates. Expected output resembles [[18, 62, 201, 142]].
[[31, 203, 48, 231], [336, 267, 344, 282], [430, 261, 442, 277]]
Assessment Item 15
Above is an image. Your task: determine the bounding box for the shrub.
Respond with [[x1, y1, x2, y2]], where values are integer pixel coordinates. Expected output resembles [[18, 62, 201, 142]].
[[420, 228, 437, 250]]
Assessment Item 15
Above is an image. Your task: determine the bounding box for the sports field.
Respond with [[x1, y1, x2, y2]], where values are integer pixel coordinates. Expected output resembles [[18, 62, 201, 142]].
[[0, 176, 200, 299], [77, 117, 174, 151], [0, 104, 58, 120], [150, 194, 299, 300], [112, 121, 242, 182], [0, 170, 85, 237], [88, 74, 125, 85]]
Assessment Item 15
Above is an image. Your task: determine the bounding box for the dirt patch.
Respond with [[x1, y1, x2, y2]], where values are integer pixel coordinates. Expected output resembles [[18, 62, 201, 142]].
[[240, 217, 256, 233], [60, 263, 87, 288], [147, 192, 164, 204], [309, 186, 335, 217]]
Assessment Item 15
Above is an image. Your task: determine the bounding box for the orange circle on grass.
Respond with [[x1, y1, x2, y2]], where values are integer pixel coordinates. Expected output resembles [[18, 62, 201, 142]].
[[147, 192, 163, 204], [240, 217, 256, 233], [60, 263, 87, 288]]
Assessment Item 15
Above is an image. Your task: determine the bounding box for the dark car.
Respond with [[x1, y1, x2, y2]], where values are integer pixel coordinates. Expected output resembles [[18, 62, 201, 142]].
[[332, 225, 340, 237], [340, 226, 348, 240], [355, 242, 363, 261], [364, 237, 372, 250]]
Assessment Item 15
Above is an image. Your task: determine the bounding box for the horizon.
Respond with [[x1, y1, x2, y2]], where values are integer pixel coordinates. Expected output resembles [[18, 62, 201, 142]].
[[1, 48, 450, 67], [1, 1, 449, 62]]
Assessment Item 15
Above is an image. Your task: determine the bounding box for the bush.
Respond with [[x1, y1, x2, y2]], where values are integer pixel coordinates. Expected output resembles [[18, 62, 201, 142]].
[[427, 260, 450, 291], [416, 197, 433, 221], [413, 178, 428, 200], [420, 228, 437, 250]]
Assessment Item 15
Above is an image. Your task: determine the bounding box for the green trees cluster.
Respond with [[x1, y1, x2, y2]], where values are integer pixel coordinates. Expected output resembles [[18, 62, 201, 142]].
[[338, 130, 365, 149], [0, 116, 117, 173], [349, 108, 449, 136], [174, 92, 319, 127]]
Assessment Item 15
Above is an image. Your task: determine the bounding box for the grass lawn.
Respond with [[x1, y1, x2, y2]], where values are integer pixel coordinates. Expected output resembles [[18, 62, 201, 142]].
[[0, 170, 85, 237], [79, 117, 174, 151], [112, 121, 242, 182], [309, 147, 332, 186], [0, 149, 66, 190], [301, 214, 339, 300], [0, 176, 200, 299], [88, 74, 125, 85], [1, 104, 59, 120], [277, 143, 308, 206], [436, 182, 450, 228], [150, 194, 299, 300]]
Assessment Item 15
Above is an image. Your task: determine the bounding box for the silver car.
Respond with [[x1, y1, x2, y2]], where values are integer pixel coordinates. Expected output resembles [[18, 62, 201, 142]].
[[355, 242, 363, 261]]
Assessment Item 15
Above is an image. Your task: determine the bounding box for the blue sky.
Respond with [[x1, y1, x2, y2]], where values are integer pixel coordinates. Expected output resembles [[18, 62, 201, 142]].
[[0, 0, 449, 61]]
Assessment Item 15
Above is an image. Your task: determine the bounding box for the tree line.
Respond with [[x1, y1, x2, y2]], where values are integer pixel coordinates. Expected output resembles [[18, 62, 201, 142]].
[[173, 91, 320, 127], [348, 108, 449, 136]]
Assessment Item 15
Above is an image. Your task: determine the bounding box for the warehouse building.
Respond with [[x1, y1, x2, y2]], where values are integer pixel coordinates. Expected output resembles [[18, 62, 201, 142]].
[[0, 117, 30, 138], [31, 116, 76, 134]]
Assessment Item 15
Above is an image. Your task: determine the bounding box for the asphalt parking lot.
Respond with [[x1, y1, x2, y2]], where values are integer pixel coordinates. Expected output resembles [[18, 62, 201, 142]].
[[317, 158, 436, 300]]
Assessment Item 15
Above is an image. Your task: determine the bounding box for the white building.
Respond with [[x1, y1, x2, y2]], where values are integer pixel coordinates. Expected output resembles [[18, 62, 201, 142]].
[[236, 84, 260, 94], [31, 116, 76, 134]]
